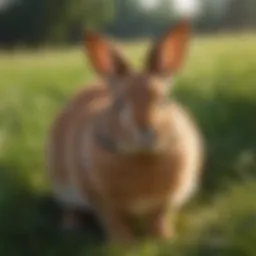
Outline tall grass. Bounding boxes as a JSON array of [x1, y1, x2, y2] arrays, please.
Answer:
[[0, 34, 255, 255]]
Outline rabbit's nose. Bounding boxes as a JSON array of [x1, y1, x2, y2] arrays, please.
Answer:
[[137, 127, 155, 146]]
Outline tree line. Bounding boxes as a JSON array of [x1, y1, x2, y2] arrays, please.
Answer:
[[0, 0, 255, 48]]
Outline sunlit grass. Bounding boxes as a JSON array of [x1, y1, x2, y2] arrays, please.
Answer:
[[0, 34, 255, 255]]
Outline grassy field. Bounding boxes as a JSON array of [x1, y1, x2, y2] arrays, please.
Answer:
[[0, 34, 256, 255]]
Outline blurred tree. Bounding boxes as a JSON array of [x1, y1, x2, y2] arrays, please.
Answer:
[[0, 0, 115, 47], [107, 0, 173, 38], [197, 0, 256, 32], [221, 0, 256, 31], [0, 0, 255, 47]]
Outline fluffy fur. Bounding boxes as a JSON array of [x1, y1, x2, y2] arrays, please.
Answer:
[[46, 20, 204, 243]]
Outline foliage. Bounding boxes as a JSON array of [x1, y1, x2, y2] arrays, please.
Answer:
[[0, 0, 255, 47], [0, 0, 115, 47], [107, 0, 173, 38]]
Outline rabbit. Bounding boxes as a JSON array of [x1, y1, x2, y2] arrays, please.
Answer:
[[46, 20, 204, 243]]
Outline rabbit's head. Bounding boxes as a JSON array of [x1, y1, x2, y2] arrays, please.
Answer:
[[84, 20, 190, 153]]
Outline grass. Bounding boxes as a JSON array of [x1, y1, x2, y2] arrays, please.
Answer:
[[0, 34, 256, 255]]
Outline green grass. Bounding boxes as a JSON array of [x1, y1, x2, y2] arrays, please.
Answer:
[[0, 34, 256, 255]]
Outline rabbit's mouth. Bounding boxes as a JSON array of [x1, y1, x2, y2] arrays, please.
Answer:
[[116, 137, 163, 155], [115, 126, 157, 153], [118, 144, 160, 155], [116, 129, 180, 155]]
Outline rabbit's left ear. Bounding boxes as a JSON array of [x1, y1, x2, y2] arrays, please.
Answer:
[[145, 20, 190, 76], [84, 32, 131, 77]]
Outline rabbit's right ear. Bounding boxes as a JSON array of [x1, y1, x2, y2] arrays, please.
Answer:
[[84, 32, 131, 77], [145, 20, 190, 76]]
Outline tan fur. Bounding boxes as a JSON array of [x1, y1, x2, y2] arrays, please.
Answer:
[[46, 20, 204, 243]]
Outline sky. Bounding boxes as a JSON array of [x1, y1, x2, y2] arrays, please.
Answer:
[[0, 0, 230, 17], [0, 0, 13, 11], [140, 0, 202, 18], [0, 0, 7, 7]]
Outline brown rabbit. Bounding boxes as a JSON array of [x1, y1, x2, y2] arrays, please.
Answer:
[[46, 20, 204, 243]]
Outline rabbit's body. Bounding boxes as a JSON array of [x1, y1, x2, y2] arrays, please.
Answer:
[[48, 80, 202, 216], [46, 21, 204, 242]]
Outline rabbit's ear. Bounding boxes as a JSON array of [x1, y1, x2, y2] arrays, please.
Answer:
[[146, 20, 190, 76], [84, 32, 131, 77]]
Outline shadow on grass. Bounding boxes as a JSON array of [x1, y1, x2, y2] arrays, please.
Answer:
[[0, 80, 256, 255], [175, 85, 256, 198], [0, 164, 105, 256]]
